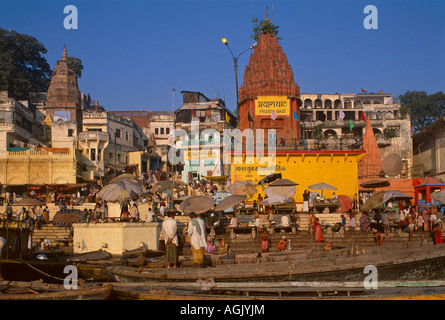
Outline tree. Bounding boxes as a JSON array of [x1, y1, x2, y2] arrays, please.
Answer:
[[399, 91, 445, 133], [66, 56, 84, 79], [251, 17, 282, 41], [0, 28, 52, 100]]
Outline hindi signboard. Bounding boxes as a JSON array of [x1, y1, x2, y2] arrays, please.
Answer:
[[255, 96, 290, 117]]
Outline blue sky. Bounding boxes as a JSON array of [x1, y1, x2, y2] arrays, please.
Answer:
[[1, 0, 444, 113]]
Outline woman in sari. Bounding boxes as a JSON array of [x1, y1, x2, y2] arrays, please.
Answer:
[[187, 212, 206, 268], [205, 238, 216, 254], [422, 207, 430, 232], [314, 218, 325, 242], [433, 223, 443, 245], [360, 212, 370, 232]]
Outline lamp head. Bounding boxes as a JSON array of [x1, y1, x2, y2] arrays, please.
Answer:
[[221, 37, 228, 45]]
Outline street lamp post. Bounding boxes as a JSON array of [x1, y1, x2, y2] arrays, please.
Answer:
[[221, 37, 257, 127]]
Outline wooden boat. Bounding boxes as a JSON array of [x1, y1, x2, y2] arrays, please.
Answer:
[[107, 243, 445, 283], [109, 280, 445, 300], [0, 250, 113, 284], [0, 280, 112, 300]]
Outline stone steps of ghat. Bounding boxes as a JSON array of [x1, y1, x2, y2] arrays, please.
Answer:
[[222, 231, 433, 254]]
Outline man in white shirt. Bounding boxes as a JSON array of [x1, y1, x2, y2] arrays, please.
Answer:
[[280, 214, 290, 227], [162, 212, 178, 268], [144, 208, 154, 222], [228, 214, 239, 228], [129, 203, 139, 221]]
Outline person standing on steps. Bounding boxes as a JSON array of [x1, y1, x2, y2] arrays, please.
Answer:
[[187, 212, 206, 268]]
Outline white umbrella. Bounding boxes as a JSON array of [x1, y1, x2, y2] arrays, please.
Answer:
[[383, 190, 413, 203], [264, 178, 298, 198], [431, 190, 445, 204], [97, 181, 146, 202], [259, 195, 293, 206], [308, 182, 337, 196], [214, 195, 247, 212], [264, 185, 296, 198], [179, 196, 215, 214]]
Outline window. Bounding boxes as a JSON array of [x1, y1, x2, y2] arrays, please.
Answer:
[[115, 129, 121, 139], [91, 149, 96, 161], [155, 128, 159, 135], [68, 129, 74, 137], [160, 127, 164, 135], [166, 127, 170, 135], [126, 132, 129, 140], [268, 132, 277, 146]]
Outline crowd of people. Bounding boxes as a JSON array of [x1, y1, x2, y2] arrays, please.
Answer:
[[2, 174, 445, 270], [339, 204, 444, 246]]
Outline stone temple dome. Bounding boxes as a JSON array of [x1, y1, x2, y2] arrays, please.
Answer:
[[45, 46, 81, 119]]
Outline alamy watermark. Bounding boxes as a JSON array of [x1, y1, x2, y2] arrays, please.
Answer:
[[63, 265, 78, 290], [364, 265, 378, 289], [167, 124, 277, 174], [64, 5, 78, 30], [364, 5, 378, 30]]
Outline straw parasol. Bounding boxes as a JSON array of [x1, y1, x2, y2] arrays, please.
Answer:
[[110, 173, 136, 183], [360, 180, 390, 189], [259, 195, 293, 206], [383, 190, 413, 203], [12, 197, 45, 207], [308, 182, 337, 196], [431, 190, 445, 204], [214, 195, 247, 212], [228, 181, 258, 196], [97, 181, 145, 202], [179, 196, 215, 214], [52, 209, 81, 228], [264, 179, 298, 198], [361, 191, 385, 212]]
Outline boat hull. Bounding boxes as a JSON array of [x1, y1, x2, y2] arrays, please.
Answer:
[[0, 281, 112, 300], [107, 244, 445, 283]]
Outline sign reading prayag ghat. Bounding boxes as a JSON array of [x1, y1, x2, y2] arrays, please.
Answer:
[[255, 96, 290, 116]]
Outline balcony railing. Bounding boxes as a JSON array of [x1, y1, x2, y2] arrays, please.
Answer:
[[78, 131, 110, 142]]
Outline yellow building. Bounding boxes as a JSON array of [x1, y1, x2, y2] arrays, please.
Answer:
[[0, 147, 77, 185], [229, 150, 366, 203]]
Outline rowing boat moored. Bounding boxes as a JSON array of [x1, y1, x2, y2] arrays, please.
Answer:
[[0, 281, 112, 300]]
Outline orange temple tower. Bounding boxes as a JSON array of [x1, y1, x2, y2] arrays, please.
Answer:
[[238, 17, 301, 147]]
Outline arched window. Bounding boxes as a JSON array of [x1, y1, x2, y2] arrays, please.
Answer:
[[323, 129, 337, 139], [376, 111, 382, 120], [304, 99, 313, 109], [334, 99, 342, 109], [324, 99, 332, 108]]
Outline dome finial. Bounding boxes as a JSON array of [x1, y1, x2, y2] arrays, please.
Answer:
[[62, 44, 67, 61], [265, 6, 269, 22]]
